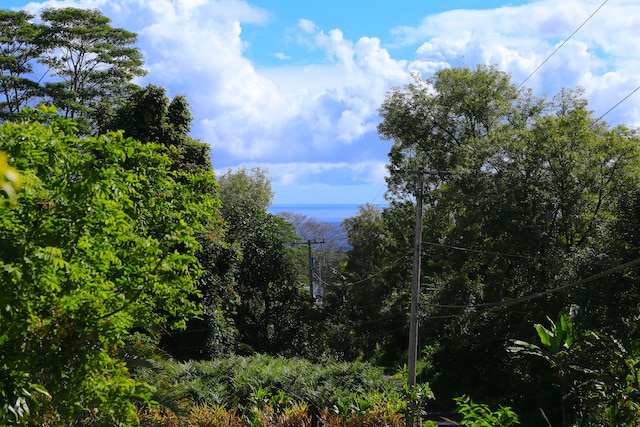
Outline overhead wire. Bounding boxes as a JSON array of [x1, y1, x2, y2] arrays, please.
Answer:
[[589, 85, 640, 129], [369, 182, 387, 205], [512, 0, 640, 127], [424, 256, 640, 312], [422, 241, 547, 261], [314, 0, 640, 331], [517, 0, 610, 89], [340, 251, 412, 287], [330, 0, 616, 308], [423, 240, 615, 269]]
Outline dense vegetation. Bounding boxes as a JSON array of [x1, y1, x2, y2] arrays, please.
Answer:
[[1, 6, 639, 427], [373, 66, 640, 426]]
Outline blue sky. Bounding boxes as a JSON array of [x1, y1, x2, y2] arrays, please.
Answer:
[[6, 0, 640, 205]]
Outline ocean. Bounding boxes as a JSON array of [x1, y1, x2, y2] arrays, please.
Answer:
[[268, 204, 386, 225]]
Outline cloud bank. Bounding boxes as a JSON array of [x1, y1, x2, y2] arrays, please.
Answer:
[[17, 0, 640, 203]]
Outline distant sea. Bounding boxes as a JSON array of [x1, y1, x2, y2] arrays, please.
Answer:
[[268, 204, 387, 225]]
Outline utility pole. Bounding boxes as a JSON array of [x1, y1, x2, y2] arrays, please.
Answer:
[[403, 169, 452, 427], [295, 239, 325, 299], [407, 172, 424, 427]]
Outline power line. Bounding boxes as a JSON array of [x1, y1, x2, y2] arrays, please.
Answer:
[[423, 241, 615, 269], [423, 241, 547, 261], [589, 84, 640, 129], [341, 251, 412, 287], [424, 256, 640, 312], [370, 182, 387, 205], [517, 0, 609, 89]]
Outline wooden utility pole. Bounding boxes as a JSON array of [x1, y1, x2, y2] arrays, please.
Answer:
[[295, 239, 324, 298], [407, 172, 424, 427], [403, 169, 452, 427]]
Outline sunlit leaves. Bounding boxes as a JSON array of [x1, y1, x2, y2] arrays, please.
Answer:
[[0, 107, 206, 424], [374, 65, 640, 423], [0, 10, 43, 120], [0, 151, 22, 206]]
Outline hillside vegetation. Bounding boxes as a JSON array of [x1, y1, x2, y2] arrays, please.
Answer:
[[1, 6, 639, 427]]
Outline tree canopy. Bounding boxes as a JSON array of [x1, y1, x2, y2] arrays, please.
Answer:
[[103, 83, 236, 360], [358, 65, 640, 425], [0, 10, 43, 120], [0, 107, 222, 424], [216, 167, 318, 357], [3, 4, 640, 424], [0, 7, 145, 132]]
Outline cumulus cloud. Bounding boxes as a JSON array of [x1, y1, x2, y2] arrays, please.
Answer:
[[231, 160, 389, 204], [13, 0, 640, 203], [123, 2, 406, 171], [393, 0, 640, 127]]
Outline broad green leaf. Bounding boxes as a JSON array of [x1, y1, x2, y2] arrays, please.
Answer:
[[534, 323, 553, 347]]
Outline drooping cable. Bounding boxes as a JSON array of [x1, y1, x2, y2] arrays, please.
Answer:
[[517, 0, 609, 89]]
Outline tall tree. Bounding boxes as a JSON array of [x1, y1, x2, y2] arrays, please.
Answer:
[[324, 203, 411, 363], [378, 65, 520, 199], [38, 7, 145, 132], [0, 10, 43, 119], [217, 165, 274, 211]]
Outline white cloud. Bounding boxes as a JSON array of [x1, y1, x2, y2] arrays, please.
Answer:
[[13, 0, 640, 203], [397, 0, 640, 129], [298, 18, 317, 34], [263, 160, 389, 205], [233, 160, 389, 198]]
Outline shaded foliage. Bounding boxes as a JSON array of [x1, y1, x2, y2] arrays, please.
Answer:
[[325, 65, 640, 426], [104, 84, 236, 360], [217, 168, 317, 357]]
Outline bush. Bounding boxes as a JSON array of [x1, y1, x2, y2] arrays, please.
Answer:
[[134, 355, 405, 424], [137, 355, 401, 416]]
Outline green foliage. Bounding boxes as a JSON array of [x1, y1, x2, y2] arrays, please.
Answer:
[[275, 212, 349, 346], [326, 203, 409, 364], [511, 312, 640, 426], [217, 166, 274, 212], [378, 64, 518, 199], [369, 64, 640, 425], [0, 7, 145, 132], [509, 306, 577, 367], [0, 107, 212, 424], [0, 151, 21, 205], [136, 355, 402, 418], [400, 382, 434, 426], [103, 84, 235, 360], [0, 371, 50, 425], [135, 355, 409, 426], [216, 167, 321, 357], [105, 84, 171, 143], [38, 7, 146, 131], [0, 10, 43, 120], [454, 396, 519, 427], [580, 332, 640, 426]]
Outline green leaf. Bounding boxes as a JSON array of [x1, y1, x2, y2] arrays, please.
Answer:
[[534, 323, 552, 347]]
